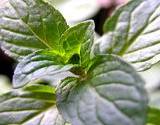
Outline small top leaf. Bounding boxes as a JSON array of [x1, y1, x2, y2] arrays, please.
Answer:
[[59, 21, 94, 67], [101, 0, 160, 71], [0, 0, 68, 60], [57, 54, 148, 125]]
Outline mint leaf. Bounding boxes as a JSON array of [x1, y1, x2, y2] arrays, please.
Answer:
[[101, 0, 160, 71], [13, 50, 75, 88], [92, 33, 113, 56], [147, 107, 160, 125], [0, 0, 68, 60], [57, 55, 148, 125], [60, 21, 94, 66], [0, 84, 65, 125]]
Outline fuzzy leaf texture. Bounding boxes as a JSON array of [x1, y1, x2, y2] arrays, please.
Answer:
[[57, 55, 148, 125], [0, 84, 66, 125], [95, 0, 160, 71], [13, 50, 76, 88], [0, 0, 68, 60]]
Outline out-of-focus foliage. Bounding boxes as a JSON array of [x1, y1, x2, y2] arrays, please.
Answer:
[[44, 0, 100, 25], [0, 75, 11, 94]]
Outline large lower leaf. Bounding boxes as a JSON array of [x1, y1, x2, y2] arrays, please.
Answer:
[[0, 84, 65, 125], [0, 0, 68, 60], [13, 50, 76, 88], [57, 55, 148, 125], [101, 0, 160, 71]]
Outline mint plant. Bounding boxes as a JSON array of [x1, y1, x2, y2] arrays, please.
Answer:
[[0, 0, 160, 125]]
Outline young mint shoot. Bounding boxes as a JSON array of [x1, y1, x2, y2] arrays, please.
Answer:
[[1, 0, 160, 125]]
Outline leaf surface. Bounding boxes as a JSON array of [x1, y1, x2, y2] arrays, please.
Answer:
[[13, 50, 75, 88], [0, 0, 68, 60], [60, 21, 94, 66], [102, 0, 160, 71], [57, 55, 148, 125], [147, 107, 160, 125], [0, 84, 65, 125]]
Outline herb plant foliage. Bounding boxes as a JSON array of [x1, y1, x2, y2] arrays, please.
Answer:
[[0, 0, 160, 125]]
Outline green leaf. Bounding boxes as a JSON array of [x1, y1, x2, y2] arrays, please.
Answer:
[[24, 83, 56, 93], [92, 33, 113, 56], [60, 21, 94, 66], [13, 50, 76, 88], [0, 84, 65, 125], [57, 54, 148, 125], [102, 0, 160, 71], [147, 107, 160, 125], [79, 21, 94, 67], [0, 0, 68, 60]]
